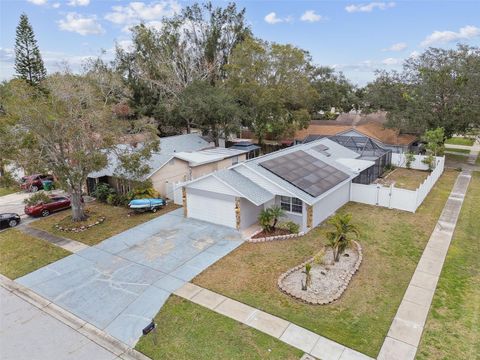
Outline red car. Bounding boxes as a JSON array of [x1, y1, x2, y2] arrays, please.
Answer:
[[24, 195, 71, 217], [20, 174, 54, 192]]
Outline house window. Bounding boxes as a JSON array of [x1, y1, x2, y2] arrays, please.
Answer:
[[280, 196, 303, 214], [231, 156, 239, 165]]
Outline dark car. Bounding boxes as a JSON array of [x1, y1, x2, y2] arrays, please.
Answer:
[[20, 174, 54, 192], [0, 213, 21, 229], [24, 195, 72, 217]]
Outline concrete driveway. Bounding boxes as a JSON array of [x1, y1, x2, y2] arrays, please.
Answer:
[[16, 209, 243, 346]]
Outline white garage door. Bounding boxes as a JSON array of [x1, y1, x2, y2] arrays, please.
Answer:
[[187, 189, 236, 228]]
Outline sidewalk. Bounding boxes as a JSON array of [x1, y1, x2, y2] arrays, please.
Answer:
[[377, 170, 472, 360], [18, 225, 88, 253], [0, 274, 149, 360], [174, 283, 373, 360]]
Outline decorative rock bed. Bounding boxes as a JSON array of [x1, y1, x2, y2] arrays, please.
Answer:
[[278, 241, 363, 304], [248, 231, 305, 243], [54, 216, 106, 233]]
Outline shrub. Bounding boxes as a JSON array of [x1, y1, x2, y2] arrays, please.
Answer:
[[127, 181, 160, 200], [106, 193, 130, 207], [314, 248, 326, 265], [405, 152, 415, 169], [258, 206, 286, 233], [93, 183, 116, 202], [24, 191, 52, 206], [0, 171, 17, 188], [280, 221, 300, 234]]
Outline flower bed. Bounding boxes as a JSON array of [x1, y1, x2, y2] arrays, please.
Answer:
[[54, 211, 106, 233], [278, 241, 363, 304], [248, 229, 304, 243]]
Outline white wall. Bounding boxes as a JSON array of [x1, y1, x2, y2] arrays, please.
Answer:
[[312, 181, 350, 227], [240, 198, 262, 230]]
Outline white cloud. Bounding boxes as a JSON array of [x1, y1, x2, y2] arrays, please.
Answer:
[[421, 25, 480, 47], [300, 10, 323, 23], [345, 2, 395, 13], [264, 12, 283, 24], [68, 0, 90, 6], [382, 57, 401, 65], [409, 51, 420, 59], [58, 13, 105, 36], [382, 42, 407, 52], [27, 0, 48, 5], [52, 2, 60, 8], [105, 0, 181, 29]]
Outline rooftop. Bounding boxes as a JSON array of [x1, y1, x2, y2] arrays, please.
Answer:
[[174, 147, 247, 167]]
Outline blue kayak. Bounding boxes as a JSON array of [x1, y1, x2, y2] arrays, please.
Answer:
[[128, 198, 166, 211]]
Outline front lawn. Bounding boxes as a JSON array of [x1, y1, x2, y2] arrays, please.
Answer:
[[445, 137, 475, 146], [0, 187, 18, 197], [0, 229, 70, 279], [135, 295, 302, 360], [383, 168, 430, 190], [416, 172, 480, 360], [445, 148, 470, 154], [193, 170, 458, 357], [30, 201, 180, 246], [445, 153, 470, 165]]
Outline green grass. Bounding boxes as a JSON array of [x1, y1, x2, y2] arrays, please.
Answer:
[[135, 295, 302, 360], [31, 201, 180, 246], [445, 137, 475, 146], [0, 229, 70, 279], [445, 148, 471, 154], [445, 153, 469, 164], [416, 172, 480, 360], [0, 187, 18, 197], [194, 171, 458, 357], [384, 168, 430, 190]]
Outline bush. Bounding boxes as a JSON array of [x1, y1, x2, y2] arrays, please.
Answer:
[[106, 193, 130, 207], [92, 183, 116, 202], [405, 152, 415, 169], [280, 221, 300, 234], [24, 191, 52, 206], [127, 183, 160, 200], [0, 171, 17, 188]]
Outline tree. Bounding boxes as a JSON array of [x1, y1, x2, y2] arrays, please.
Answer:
[[1, 74, 158, 221], [422, 127, 445, 170], [171, 81, 241, 145], [257, 206, 285, 233], [226, 37, 317, 144], [326, 213, 359, 262], [14, 14, 46, 86], [364, 45, 480, 137], [310, 66, 359, 114]]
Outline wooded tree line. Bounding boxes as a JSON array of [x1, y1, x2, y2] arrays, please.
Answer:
[[1, 2, 479, 221]]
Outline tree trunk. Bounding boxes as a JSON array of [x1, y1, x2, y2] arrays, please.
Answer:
[[70, 188, 87, 222]]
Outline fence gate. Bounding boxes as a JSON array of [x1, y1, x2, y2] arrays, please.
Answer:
[[166, 181, 186, 205]]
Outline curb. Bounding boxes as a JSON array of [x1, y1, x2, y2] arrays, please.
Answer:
[[0, 274, 151, 360]]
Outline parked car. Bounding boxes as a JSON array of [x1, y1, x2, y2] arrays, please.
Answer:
[[20, 174, 54, 192], [24, 195, 72, 217], [0, 213, 21, 229]]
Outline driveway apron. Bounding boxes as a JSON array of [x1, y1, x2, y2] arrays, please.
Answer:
[[16, 209, 243, 346]]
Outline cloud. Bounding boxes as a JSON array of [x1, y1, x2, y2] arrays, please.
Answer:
[[264, 12, 284, 24], [382, 57, 401, 65], [68, 0, 90, 6], [27, 0, 48, 5], [300, 10, 323, 23], [345, 2, 395, 13], [421, 25, 480, 47], [105, 0, 181, 29], [382, 42, 407, 52], [52, 2, 60, 8], [58, 13, 105, 36], [409, 51, 420, 59]]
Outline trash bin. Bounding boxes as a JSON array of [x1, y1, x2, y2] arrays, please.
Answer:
[[42, 180, 53, 191]]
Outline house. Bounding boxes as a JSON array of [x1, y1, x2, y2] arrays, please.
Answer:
[[182, 138, 385, 232], [87, 133, 249, 198], [228, 140, 261, 159], [294, 111, 418, 153]]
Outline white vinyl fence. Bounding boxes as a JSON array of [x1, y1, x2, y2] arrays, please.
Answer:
[[351, 155, 445, 213], [165, 181, 187, 205]]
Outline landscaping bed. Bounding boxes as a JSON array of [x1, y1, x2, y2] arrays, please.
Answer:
[[0, 229, 70, 279], [375, 167, 430, 190], [193, 170, 457, 357], [31, 201, 180, 246], [54, 210, 105, 232], [135, 295, 302, 360], [417, 172, 480, 360], [252, 228, 291, 239]]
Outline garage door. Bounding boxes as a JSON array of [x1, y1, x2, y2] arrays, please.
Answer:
[[187, 189, 236, 228]]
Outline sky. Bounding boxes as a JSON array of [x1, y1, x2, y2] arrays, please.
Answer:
[[1, 0, 479, 85]]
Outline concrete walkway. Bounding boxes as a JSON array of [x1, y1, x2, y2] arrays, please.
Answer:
[[175, 283, 373, 360], [19, 224, 89, 253], [377, 170, 472, 360], [0, 274, 149, 360], [467, 139, 480, 165]]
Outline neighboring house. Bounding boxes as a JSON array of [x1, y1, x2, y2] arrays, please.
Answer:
[[183, 138, 386, 232], [87, 134, 212, 197], [294, 112, 418, 153], [228, 141, 261, 160]]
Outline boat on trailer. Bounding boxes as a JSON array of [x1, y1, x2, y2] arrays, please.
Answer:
[[128, 198, 166, 213]]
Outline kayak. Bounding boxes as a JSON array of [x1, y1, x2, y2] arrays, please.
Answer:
[[128, 198, 166, 211]]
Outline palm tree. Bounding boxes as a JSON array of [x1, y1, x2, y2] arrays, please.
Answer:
[[258, 208, 274, 233], [269, 206, 285, 231], [326, 213, 360, 262]]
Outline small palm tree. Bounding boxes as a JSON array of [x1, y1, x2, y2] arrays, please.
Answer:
[[326, 213, 360, 262], [258, 208, 274, 233], [269, 206, 285, 231]]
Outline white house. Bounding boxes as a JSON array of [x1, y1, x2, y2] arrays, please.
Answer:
[[182, 138, 377, 232]]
